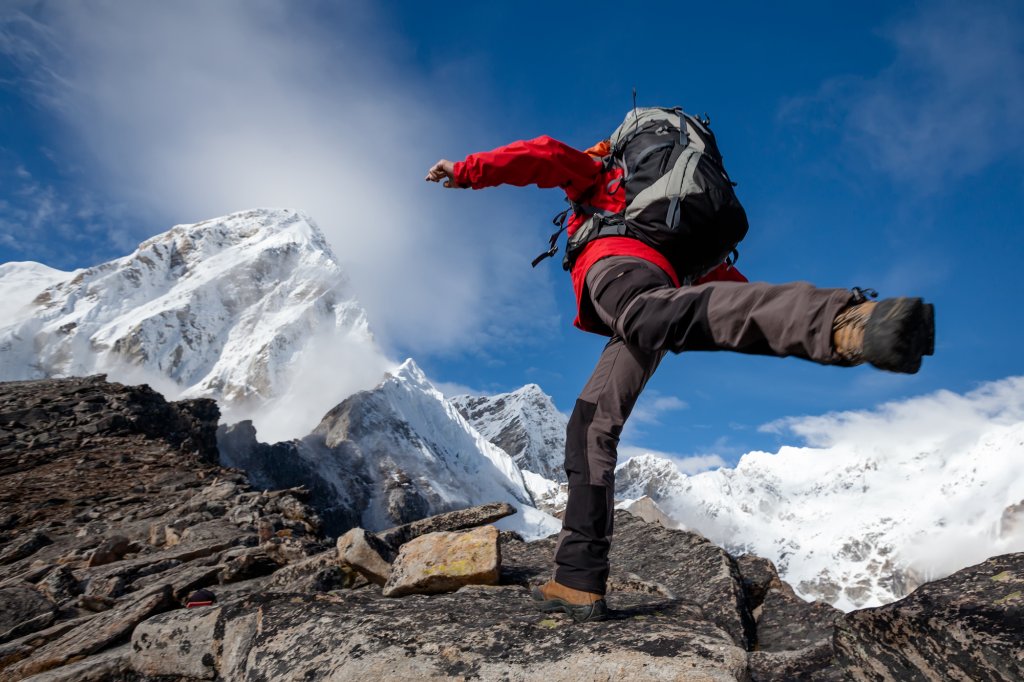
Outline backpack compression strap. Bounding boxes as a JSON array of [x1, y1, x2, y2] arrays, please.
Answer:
[[532, 196, 614, 268]]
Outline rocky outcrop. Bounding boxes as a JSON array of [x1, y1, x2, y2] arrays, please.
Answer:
[[0, 376, 325, 679], [835, 552, 1024, 681], [1, 375, 1021, 681]]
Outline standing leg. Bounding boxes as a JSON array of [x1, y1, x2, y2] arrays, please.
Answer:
[[553, 336, 664, 595]]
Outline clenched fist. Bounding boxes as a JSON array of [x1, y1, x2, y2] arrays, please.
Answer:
[[424, 159, 465, 188]]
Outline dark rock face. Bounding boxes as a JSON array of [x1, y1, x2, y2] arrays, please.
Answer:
[[217, 420, 370, 535], [0, 585, 57, 642], [451, 385, 568, 483], [835, 552, 1024, 681], [0, 376, 325, 679], [0, 375, 1021, 681], [0, 375, 219, 537]]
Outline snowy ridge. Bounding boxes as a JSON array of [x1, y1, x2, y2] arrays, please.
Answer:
[[0, 209, 390, 439], [451, 383, 568, 482], [614, 377, 1024, 611], [222, 359, 561, 541]]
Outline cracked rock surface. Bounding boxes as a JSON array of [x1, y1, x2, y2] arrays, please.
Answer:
[[1, 376, 1021, 681]]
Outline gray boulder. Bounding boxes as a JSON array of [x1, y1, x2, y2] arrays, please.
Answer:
[[835, 553, 1024, 681]]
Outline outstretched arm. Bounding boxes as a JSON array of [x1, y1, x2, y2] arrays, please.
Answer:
[[425, 136, 602, 201]]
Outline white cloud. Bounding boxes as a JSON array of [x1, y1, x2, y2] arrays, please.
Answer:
[[618, 445, 725, 475], [751, 376, 1024, 596], [0, 1, 559, 356], [432, 379, 493, 400], [629, 391, 688, 425], [761, 376, 1024, 449], [782, 0, 1024, 190]]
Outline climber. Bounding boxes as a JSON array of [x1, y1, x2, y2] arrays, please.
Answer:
[[425, 108, 934, 623]]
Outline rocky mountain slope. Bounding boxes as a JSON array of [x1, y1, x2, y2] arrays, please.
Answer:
[[218, 361, 560, 541], [0, 376, 1021, 681], [0, 209, 390, 440], [4, 207, 1020, 622], [451, 384, 568, 483]]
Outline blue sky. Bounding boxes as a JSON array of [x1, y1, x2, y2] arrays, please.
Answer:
[[1, 1, 1022, 467]]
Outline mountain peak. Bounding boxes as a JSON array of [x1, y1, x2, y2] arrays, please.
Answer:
[[0, 209, 386, 436], [390, 358, 430, 390], [450, 384, 568, 484]]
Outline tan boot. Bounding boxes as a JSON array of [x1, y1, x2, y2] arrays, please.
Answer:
[[531, 579, 608, 622], [833, 297, 935, 373], [833, 301, 878, 365]]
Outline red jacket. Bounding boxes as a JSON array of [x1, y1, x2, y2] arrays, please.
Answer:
[[452, 135, 746, 334]]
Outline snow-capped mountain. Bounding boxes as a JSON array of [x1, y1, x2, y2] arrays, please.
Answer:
[[219, 359, 560, 541], [452, 384, 568, 482], [615, 377, 1024, 611], [451, 384, 569, 511], [0, 209, 391, 439]]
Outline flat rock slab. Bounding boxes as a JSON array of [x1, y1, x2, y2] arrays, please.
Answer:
[[18, 643, 132, 682], [0, 533, 51, 566], [5, 584, 172, 678], [375, 502, 516, 556], [204, 588, 748, 681], [131, 606, 220, 680], [835, 553, 1024, 681], [503, 511, 755, 650], [383, 525, 500, 597]]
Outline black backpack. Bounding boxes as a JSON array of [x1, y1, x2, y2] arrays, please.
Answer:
[[547, 106, 749, 280]]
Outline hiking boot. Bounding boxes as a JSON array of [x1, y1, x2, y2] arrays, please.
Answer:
[[833, 296, 935, 373], [531, 579, 608, 623]]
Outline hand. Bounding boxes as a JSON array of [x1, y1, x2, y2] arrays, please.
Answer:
[[424, 159, 464, 188]]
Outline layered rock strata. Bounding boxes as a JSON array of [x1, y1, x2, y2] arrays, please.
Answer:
[[0, 376, 1020, 681]]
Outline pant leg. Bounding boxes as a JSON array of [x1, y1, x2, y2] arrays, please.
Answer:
[[588, 257, 856, 362], [553, 335, 664, 594]]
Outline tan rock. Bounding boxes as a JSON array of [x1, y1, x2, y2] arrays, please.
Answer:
[[382, 525, 500, 598], [336, 528, 391, 586], [375, 502, 516, 555], [622, 496, 679, 529], [164, 526, 182, 548]]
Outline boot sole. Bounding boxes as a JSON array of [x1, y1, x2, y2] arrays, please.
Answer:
[[863, 298, 935, 374], [530, 587, 608, 623]]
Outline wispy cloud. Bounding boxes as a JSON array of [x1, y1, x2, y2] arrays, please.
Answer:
[[618, 445, 725, 475], [781, 0, 1024, 191], [0, 1, 559, 355], [0, 161, 136, 267]]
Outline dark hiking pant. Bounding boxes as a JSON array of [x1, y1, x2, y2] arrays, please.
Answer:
[[553, 256, 857, 594]]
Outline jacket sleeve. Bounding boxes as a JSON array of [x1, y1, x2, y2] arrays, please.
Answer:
[[452, 136, 602, 201]]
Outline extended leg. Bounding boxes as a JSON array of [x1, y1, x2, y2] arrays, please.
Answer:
[[587, 257, 855, 362]]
